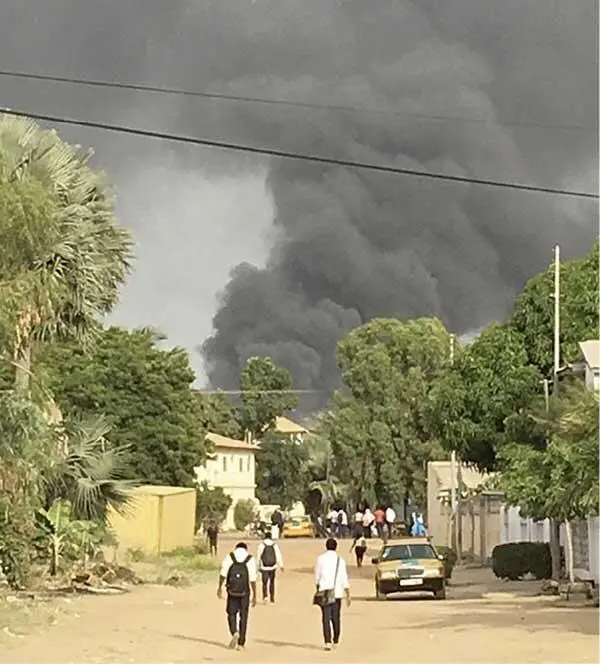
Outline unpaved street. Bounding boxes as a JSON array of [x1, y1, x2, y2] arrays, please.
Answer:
[[2, 539, 597, 663]]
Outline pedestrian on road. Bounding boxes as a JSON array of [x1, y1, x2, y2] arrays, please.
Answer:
[[362, 507, 375, 538], [350, 534, 367, 567], [385, 505, 396, 539], [374, 506, 386, 540], [314, 538, 351, 651], [257, 531, 284, 604], [217, 542, 257, 651], [206, 521, 219, 556], [270, 508, 284, 540]]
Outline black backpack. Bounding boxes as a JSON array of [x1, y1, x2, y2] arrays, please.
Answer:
[[337, 511, 344, 525], [261, 544, 277, 568], [226, 553, 251, 597]]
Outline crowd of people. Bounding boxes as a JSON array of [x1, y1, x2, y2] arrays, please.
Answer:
[[207, 504, 428, 652]]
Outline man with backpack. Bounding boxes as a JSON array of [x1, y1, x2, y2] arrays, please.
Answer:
[[257, 531, 284, 604], [217, 542, 257, 651], [270, 508, 284, 540]]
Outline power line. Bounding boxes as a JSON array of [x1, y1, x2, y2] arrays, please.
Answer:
[[196, 389, 325, 395], [0, 69, 593, 133], [0, 106, 597, 200]]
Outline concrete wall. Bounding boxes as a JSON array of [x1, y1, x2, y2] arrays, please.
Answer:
[[158, 490, 196, 552]]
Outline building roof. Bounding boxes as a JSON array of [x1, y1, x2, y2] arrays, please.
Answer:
[[428, 461, 492, 492], [579, 340, 600, 370], [275, 416, 309, 435], [133, 485, 196, 497], [206, 431, 259, 451]]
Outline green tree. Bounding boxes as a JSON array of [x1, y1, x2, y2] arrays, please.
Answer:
[[255, 431, 310, 509], [233, 499, 257, 531], [195, 391, 242, 439], [325, 317, 450, 508], [239, 356, 298, 440], [498, 383, 599, 582], [510, 241, 599, 377], [37, 326, 210, 486], [195, 482, 232, 530], [0, 114, 133, 392], [427, 324, 541, 471]]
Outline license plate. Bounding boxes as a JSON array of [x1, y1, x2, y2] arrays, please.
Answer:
[[400, 578, 423, 586]]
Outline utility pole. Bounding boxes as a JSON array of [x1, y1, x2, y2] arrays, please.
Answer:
[[449, 334, 460, 556], [549, 244, 562, 581]]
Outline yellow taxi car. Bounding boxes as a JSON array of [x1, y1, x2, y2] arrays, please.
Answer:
[[372, 537, 446, 600], [282, 515, 315, 538]]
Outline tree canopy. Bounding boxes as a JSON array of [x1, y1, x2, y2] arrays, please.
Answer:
[[195, 391, 242, 439], [324, 317, 450, 508], [38, 326, 210, 486], [239, 356, 298, 440]]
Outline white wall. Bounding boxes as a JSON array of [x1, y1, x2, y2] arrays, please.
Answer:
[[500, 505, 599, 583]]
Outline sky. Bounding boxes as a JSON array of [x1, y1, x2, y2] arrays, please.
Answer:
[[0, 0, 597, 397]]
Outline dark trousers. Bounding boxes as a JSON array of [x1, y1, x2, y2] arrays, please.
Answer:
[[376, 522, 385, 539], [320, 599, 342, 645], [209, 540, 218, 556], [261, 569, 276, 601], [355, 545, 366, 567], [226, 594, 250, 646]]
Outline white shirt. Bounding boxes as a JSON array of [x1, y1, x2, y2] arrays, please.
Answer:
[[362, 510, 374, 527], [220, 547, 258, 583], [354, 511, 363, 523], [327, 509, 338, 522], [339, 510, 348, 526], [257, 539, 284, 571], [385, 507, 396, 523], [315, 551, 350, 599]]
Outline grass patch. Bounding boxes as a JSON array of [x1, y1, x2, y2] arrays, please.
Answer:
[[125, 546, 218, 586]]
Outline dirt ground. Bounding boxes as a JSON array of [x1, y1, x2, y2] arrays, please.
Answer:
[[1, 538, 598, 663]]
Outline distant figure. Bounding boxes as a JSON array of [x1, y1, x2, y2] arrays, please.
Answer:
[[217, 542, 257, 651], [374, 506, 386, 540], [270, 509, 284, 540], [326, 508, 338, 536], [385, 505, 396, 539], [257, 531, 284, 604], [411, 513, 427, 537], [314, 538, 351, 651], [362, 508, 375, 538], [350, 534, 367, 568], [337, 508, 348, 538], [206, 521, 219, 556]]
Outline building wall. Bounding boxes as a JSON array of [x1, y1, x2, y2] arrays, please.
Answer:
[[109, 493, 160, 555], [195, 448, 257, 530], [584, 365, 600, 391], [158, 490, 196, 552]]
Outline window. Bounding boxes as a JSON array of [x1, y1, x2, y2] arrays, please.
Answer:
[[222, 455, 227, 472], [381, 544, 437, 561], [247, 456, 251, 472], [239, 457, 243, 472]]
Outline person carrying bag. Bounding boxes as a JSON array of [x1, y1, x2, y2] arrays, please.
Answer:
[[313, 538, 351, 651]]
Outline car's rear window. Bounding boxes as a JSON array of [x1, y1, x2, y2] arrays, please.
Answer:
[[381, 544, 437, 561], [290, 517, 309, 524]]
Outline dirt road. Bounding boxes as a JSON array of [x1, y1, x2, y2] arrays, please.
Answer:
[[2, 539, 597, 663]]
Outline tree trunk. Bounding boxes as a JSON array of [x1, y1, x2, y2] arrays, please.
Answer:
[[549, 519, 562, 580], [14, 343, 31, 394], [564, 519, 575, 584]]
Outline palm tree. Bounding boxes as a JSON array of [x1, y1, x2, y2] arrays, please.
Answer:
[[0, 114, 133, 392], [41, 414, 136, 522]]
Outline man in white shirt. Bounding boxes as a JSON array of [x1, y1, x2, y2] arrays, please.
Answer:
[[314, 538, 351, 651], [257, 531, 284, 604], [385, 506, 396, 539], [217, 542, 257, 651], [362, 507, 375, 538], [326, 508, 338, 535]]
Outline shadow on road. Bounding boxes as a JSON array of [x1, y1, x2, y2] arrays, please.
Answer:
[[169, 633, 231, 650], [255, 637, 324, 651]]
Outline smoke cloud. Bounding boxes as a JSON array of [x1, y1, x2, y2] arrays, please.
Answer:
[[1, 1, 597, 401]]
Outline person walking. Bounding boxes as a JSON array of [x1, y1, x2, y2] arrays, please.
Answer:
[[270, 508, 284, 540], [257, 531, 284, 604], [314, 538, 351, 651], [217, 542, 257, 651], [206, 521, 219, 556], [385, 505, 396, 539], [337, 508, 348, 538], [374, 506, 386, 540], [350, 533, 367, 568], [362, 507, 375, 538]]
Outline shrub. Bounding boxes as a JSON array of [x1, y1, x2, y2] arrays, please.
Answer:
[[195, 482, 232, 530], [435, 545, 458, 579], [492, 542, 552, 580], [233, 499, 256, 531]]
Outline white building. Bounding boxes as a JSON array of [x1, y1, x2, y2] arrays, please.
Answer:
[[194, 432, 259, 530], [274, 416, 309, 443], [578, 339, 600, 391]]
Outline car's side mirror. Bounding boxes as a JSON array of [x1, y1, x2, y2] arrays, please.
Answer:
[[371, 557, 379, 565], [438, 554, 445, 561]]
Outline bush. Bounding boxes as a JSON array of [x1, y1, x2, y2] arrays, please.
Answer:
[[435, 545, 458, 579], [492, 542, 552, 580], [233, 499, 256, 531], [195, 482, 232, 530]]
